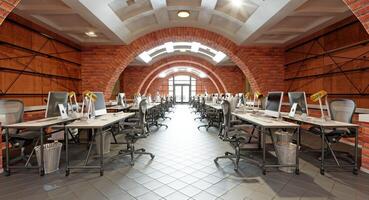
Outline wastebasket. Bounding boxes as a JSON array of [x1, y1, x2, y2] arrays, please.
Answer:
[[95, 131, 112, 155], [35, 141, 62, 174], [273, 130, 296, 173]]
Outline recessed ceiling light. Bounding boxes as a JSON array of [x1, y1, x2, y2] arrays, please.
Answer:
[[231, 0, 243, 7], [177, 10, 190, 18], [85, 31, 97, 37]]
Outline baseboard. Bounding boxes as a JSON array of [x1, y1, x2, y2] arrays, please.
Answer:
[[360, 167, 369, 174]]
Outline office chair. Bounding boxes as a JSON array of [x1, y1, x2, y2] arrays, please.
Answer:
[[194, 97, 207, 121], [0, 100, 40, 167], [214, 100, 254, 170], [309, 99, 356, 166], [119, 99, 155, 165]]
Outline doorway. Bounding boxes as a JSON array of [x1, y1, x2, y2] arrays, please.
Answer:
[[169, 75, 196, 104], [175, 85, 190, 103]]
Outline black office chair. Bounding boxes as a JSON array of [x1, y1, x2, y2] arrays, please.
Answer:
[[214, 100, 254, 170], [119, 99, 155, 165], [0, 100, 40, 167], [309, 99, 356, 166]]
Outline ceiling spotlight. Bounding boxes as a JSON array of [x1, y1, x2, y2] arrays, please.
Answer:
[[85, 31, 97, 37], [231, 0, 243, 7], [177, 10, 190, 18]]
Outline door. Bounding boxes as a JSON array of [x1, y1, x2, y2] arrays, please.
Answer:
[[175, 85, 190, 103]]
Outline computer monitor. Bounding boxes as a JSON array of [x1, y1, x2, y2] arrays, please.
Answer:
[[265, 91, 284, 118], [45, 91, 68, 118], [117, 93, 126, 106], [238, 93, 245, 106], [288, 92, 308, 115], [94, 92, 107, 116]]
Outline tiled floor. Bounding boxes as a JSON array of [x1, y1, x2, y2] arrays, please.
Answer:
[[1, 105, 369, 200]]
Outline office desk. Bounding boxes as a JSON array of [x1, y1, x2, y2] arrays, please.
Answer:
[[232, 112, 300, 174], [3, 117, 78, 176], [64, 112, 135, 176], [205, 102, 222, 111], [282, 113, 359, 175], [107, 104, 132, 111]]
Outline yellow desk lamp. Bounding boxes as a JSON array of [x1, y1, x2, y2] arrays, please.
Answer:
[[310, 90, 331, 120], [253, 91, 263, 108], [81, 90, 97, 119], [68, 91, 79, 113]]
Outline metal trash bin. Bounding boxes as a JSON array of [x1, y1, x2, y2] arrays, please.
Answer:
[[95, 131, 112, 155], [35, 141, 62, 174], [274, 130, 296, 173]]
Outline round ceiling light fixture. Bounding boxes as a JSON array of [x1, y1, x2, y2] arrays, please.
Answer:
[[177, 10, 190, 18], [85, 31, 97, 37]]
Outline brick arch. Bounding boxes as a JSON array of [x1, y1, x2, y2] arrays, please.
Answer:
[[136, 55, 229, 95], [142, 66, 222, 95], [146, 71, 218, 96], [82, 27, 260, 99]]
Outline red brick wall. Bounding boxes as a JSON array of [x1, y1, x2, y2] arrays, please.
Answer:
[[285, 15, 369, 171], [119, 58, 245, 99], [0, 0, 20, 25], [81, 28, 285, 100], [343, 0, 369, 34]]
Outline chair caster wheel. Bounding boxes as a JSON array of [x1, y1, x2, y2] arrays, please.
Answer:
[[320, 169, 325, 175], [100, 171, 104, 176], [262, 169, 266, 175], [295, 169, 300, 175], [4, 170, 10, 176], [40, 170, 45, 176], [353, 169, 358, 175], [66, 170, 70, 176]]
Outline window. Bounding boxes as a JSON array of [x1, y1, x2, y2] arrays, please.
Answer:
[[167, 75, 196, 97]]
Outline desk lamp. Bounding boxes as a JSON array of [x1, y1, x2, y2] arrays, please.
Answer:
[[310, 90, 331, 121], [245, 92, 251, 107], [81, 90, 97, 119], [68, 91, 79, 113], [253, 91, 263, 109]]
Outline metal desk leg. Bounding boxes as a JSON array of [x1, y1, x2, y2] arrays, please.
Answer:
[[295, 127, 300, 175], [99, 128, 104, 176], [262, 127, 266, 175], [320, 126, 325, 175], [40, 128, 45, 176], [5, 128, 10, 176], [65, 127, 70, 176], [353, 127, 358, 175]]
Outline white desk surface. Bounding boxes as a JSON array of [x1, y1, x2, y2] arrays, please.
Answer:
[[3, 116, 79, 129], [232, 112, 299, 129], [107, 104, 132, 110], [65, 112, 135, 129], [281, 112, 359, 128], [205, 102, 222, 110]]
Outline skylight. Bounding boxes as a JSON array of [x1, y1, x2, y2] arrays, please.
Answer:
[[158, 67, 208, 78], [138, 42, 227, 64]]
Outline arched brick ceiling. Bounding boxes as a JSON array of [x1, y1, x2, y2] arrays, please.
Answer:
[[12, 0, 357, 46], [81, 27, 283, 99], [136, 61, 226, 95]]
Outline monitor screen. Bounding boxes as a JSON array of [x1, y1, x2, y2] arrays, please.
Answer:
[[265, 92, 283, 112], [46, 92, 68, 118], [94, 92, 107, 116], [288, 92, 308, 115]]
